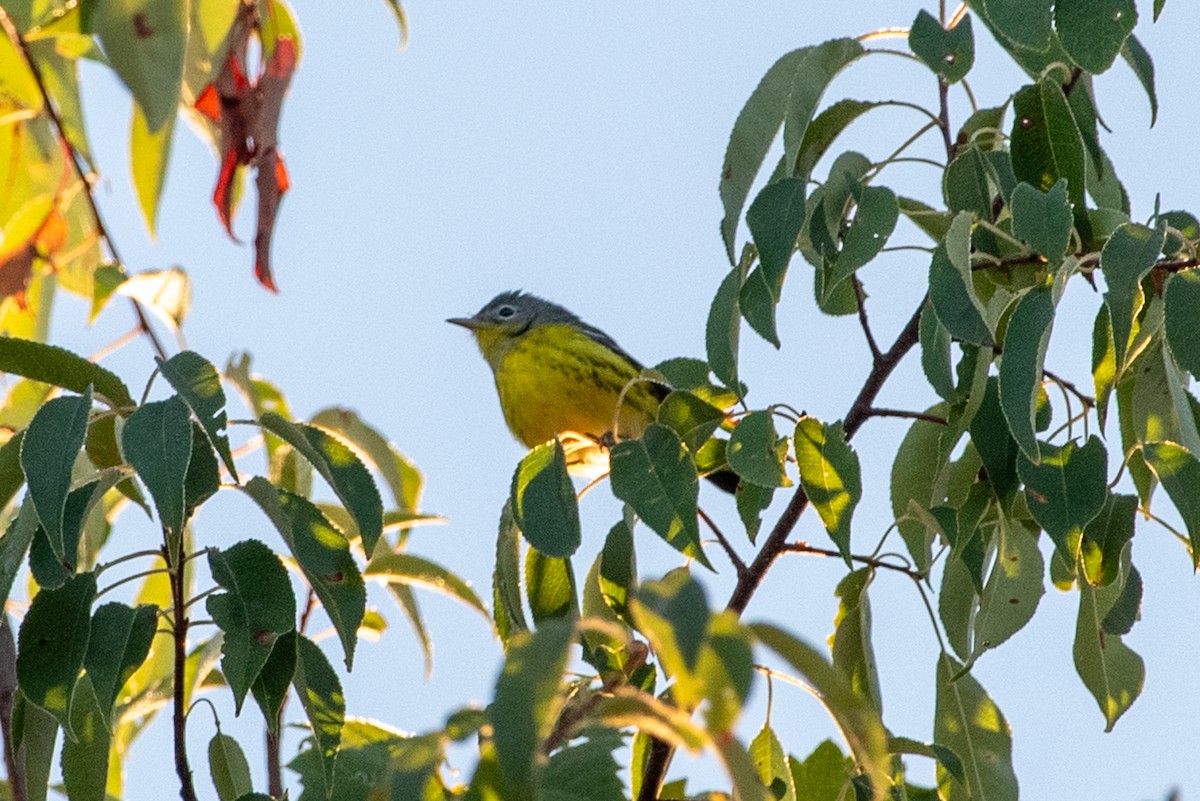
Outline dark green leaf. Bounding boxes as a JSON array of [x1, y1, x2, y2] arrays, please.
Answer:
[[30, 478, 102, 589], [898, 196, 954, 242], [492, 620, 574, 800], [747, 177, 806, 297], [1143, 442, 1200, 567], [706, 266, 743, 394], [93, 0, 186, 131], [525, 548, 577, 625], [934, 654, 1017, 801], [0, 501, 39, 613], [13, 692, 58, 801], [792, 99, 880, 181], [610, 424, 707, 565], [970, 378, 1020, 499], [494, 500, 528, 643], [909, 10, 974, 82], [365, 550, 489, 624], [309, 407, 424, 513], [1055, 0, 1136, 74], [728, 411, 791, 489], [829, 185, 899, 286], [158, 350, 238, 480], [794, 418, 860, 564], [1102, 564, 1142, 636], [998, 287, 1055, 463], [205, 539, 296, 712], [21, 389, 91, 559], [1165, 269, 1200, 380], [919, 304, 954, 401], [208, 731, 253, 801], [653, 358, 711, 391], [509, 439, 581, 559], [1101, 222, 1166, 371], [971, 509, 1045, 661], [60, 675, 109, 801], [17, 571, 95, 729], [0, 338, 132, 408], [741, 266, 781, 347], [719, 39, 864, 261], [123, 395, 192, 549], [1154, 0, 1165, 21], [1074, 547, 1144, 731], [258, 412, 384, 557], [0, 430, 26, 514], [1119, 35, 1157, 125], [599, 520, 636, 622], [736, 482, 774, 544], [250, 630, 296, 733], [1010, 180, 1072, 262], [831, 569, 880, 712], [1010, 80, 1087, 238], [943, 147, 993, 219], [929, 213, 993, 347], [1080, 493, 1137, 586], [293, 634, 345, 797], [1017, 436, 1108, 561], [890, 405, 957, 573], [83, 602, 157, 726], [540, 729, 626, 801], [970, 0, 1051, 51], [241, 478, 364, 668], [632, 568, 709, 681], [656, 391, 726, 454]]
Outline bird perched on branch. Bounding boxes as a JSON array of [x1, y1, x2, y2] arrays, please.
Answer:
[[448, 290, 738, 492]]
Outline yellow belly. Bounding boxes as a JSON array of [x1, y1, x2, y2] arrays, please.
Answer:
[[492, 325, 660, 467]]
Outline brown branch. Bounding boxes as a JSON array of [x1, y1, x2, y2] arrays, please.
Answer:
[[865, 407, 948, 426], [168, 543, 199, 801], [0, 616, 24, 801], [698, 506, 746, 577], [0, 8, 169, 362], [782, 541, 922, 580], [1043, 368, 1095, 409], [851, 276, 883, 364], [937, 78, 956, 163]]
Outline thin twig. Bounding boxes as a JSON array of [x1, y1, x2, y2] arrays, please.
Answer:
[[1043, 368, 1095, 409], [168, 542, 199, 801], [866, 407, 948, 426], [697, 506, 746, 577], [782, 541, 923, 580], [937, 78, 956, 162], [851, 276, 883, 364], [0, 8, 169, 362]]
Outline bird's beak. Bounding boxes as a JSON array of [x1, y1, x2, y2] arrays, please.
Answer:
[[446, 316, 483, 330]]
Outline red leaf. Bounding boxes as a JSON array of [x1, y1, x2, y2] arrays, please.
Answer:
[[194, 83, 221, 122], [212, 149, 242, 240]]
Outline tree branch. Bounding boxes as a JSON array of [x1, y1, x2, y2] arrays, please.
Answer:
[[782, 541, 922, 580], [865, 407, 948, 426], [168, 543, 199, 801], [851, 276, 883, 364]]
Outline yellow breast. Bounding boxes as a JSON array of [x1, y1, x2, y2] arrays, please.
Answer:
[[490, 323, 660, 458]]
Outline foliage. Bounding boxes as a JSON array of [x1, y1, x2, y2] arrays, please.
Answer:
[[0, 0, 1196, 800]]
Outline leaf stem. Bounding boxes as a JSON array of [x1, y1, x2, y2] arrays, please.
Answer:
[[96, 568, 171, 598]]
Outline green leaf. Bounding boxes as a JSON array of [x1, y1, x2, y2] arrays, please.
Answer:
[[599, 520, 636, 622], [971, 508, 1045, 661], [510, 439, 581, 559], [525, 548, 577, 625], [250, 630, 296, 733], [630, 569, 709, 704], [919, 305, 954, 401], [1142, 442, 1200, 567], [29, 478, 107, 590], [831, 569, 881, 712], [728, 411, 791, 489], [706, 265, 744, 393], [83, 602, 157, 726], [365, 551, 490, 624], [0, 501, 39, 613], [752, 724, 797, 801], [1010, 180, 1072, 262], [790, 740, 852, 801], [1165, 269, 1200, 380], [21, 389, 91, 559], [1120, 35, 1157, 125], [205, 539, 296, 713], [971, 0, 1051, 50], [610, 424, 707, 565], [309, 406, 424, 512], [998, 286, 1055, 463], [829, 185, 899, 288], [1055, 0, 1136, 74], [719, 39, 864, 261], [493, 619, 574, 801], [943, 147, 993, 219], [1074, 546, 1144, 730], [0, 338, 132, 409], [909, 10, 974, 82], [130, 98, 175, 237], [656, 391, 726, 454], [792, 99, 881, 181], [929, 212, 993, 347], [93, 0, 186, 132], [293, 634, 345, 797], [1154, 0, 1165, 21], [1018, 436, 1108, 562], [158, 350, 238, 480], [540, 729, 626, 801], [890, 405, 957, 573], [1010, 79, 1087, 239], [494, 500, 529, 643], [969, 378, 1020, 499], [208, 732, 253, 801], [13, 692, 58, 801], [736, 482, 775, 544], [934, 654, 1017, 801], [17, 572, 96, 729], [258, 412, 384, 557], [1093, 305, 1117, 427], [60, 675, 109, 801], [751, 624, 889, 799], [1101, 222, 1166, 371], [794, 418, 860, 564], [122, 395, 192, 547], [1080, 493, 1137, 587], [240, 478, 364, 668], [380, 0, 409, 47], [747, 177, 806, 298], [899, 196, 954, 242]]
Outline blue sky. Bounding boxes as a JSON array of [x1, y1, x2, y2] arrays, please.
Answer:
[[47, 2, 1200, 798]]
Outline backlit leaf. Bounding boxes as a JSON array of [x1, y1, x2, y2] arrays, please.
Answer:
[[93, 0, 187, 132], [934, 655, 1017, 801], [159, 350, 238, 480], [17, 571, 96, 729], [1017, 436, 1108, 561], [293, 634, 345, 796], [1010, 180, 1072, 263], [728, 411, 791, 489], [794, 418, 860, 564], [998, 287, 1055, 463], [1101, 223, 1165, 371]]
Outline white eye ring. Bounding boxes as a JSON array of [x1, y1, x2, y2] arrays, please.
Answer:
[[497, 305, 516, 318]]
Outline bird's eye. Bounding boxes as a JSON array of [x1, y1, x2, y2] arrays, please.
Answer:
[[497, 305, 516, 319]]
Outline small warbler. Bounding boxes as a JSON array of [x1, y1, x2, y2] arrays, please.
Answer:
[[449, 290, 737, 491]]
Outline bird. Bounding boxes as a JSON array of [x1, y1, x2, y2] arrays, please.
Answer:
[[448, 290, 738, 491]]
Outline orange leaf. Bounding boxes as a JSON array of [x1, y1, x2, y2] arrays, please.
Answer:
[[194, 83, 221, 122]]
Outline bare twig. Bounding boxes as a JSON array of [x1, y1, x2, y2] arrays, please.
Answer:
[[782, 541, 923, 580], [0, 616, 24, 801], [698, 506, 746, 577], [851, 276, 883, 364], [168, 543, 199, 801], [866, 407, 948, 426], [1043, 369, 1095, 409]]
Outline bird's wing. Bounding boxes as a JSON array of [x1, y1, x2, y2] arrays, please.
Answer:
[[577, 321, 671, 401]]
